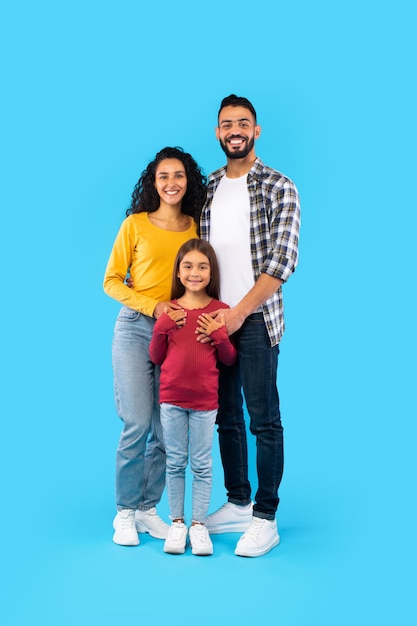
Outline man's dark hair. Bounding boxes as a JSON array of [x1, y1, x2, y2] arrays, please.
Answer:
[[218, 94, 257, 123]]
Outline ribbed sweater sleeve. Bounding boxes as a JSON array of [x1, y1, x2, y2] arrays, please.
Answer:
[[210, 326, 237, 366], [149, 315, 178, 365]]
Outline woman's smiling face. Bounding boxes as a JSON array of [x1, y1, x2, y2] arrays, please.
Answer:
[[154, 158, 187, 206]]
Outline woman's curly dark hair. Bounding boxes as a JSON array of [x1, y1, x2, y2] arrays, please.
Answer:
[[126, 147, 207, 221]]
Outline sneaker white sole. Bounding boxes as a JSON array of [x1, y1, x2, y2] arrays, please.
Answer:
[[234, 534, 280, 557], [163, 543, 186, 555], [112, 532, 140, 547], [191, 546, 214, 556]]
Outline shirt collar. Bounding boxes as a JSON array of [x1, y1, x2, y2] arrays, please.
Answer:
[[210, 156, 265, 182]]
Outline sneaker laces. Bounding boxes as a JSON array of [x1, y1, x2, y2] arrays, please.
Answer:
[[244, 517, 266, 540], [191, 524, 209, 544], [169, 522, 186, 539], [118, 510, 135, 529], [137, 508, 167, 528]]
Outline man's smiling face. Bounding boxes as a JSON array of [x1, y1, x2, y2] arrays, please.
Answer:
[[216, 105, 260, 160]]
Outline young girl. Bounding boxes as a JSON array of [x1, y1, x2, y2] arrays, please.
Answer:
[[149, 239, 237, 556]]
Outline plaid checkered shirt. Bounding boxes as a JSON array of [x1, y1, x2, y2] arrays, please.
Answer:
[[200, 157, 300, 347]]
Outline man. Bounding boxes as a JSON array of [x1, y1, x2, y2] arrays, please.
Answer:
[[198, 94, 300, 557]]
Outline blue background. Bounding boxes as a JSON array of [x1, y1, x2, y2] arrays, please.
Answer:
[[1, 1, 415, 624]]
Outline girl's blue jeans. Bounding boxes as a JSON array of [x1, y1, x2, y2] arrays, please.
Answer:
[[160, 402, 217, 523]]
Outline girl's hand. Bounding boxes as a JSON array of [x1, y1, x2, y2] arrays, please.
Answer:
[[166, 307, 187, 327], [196, 312, 225, 337]]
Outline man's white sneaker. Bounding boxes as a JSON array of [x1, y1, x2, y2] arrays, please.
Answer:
[[113, 509, 140, 546], [234, 517, 280, 557], [189, 524, 214, 556], [163, 521, 188, 554], [135, 507, 169, 539], [205, 502, 253, 534]]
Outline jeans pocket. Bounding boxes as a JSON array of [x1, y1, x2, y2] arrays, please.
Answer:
[[116, 306, 141, 323]]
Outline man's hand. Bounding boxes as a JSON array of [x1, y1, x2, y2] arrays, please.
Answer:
[[196, 312, 226, 337], [196, 307, 246, 341], [195, 307, 245, 342], [219, 307, 246, 335]]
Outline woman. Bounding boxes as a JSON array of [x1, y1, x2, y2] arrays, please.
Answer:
[[103, 147, 206, 546]]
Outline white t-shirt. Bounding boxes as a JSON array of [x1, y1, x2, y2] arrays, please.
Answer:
[[209, 174, 255, 307]]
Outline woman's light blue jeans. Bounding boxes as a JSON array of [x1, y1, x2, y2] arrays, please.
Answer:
[[112, 307, 166, 511], [160, 403, 217, 523]]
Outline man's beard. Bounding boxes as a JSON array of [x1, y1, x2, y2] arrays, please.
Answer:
[[219, 136, 255, 159]]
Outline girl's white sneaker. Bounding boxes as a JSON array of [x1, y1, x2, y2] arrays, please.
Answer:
[[189, 523, 214, 556], [163, 521, 188, 554]]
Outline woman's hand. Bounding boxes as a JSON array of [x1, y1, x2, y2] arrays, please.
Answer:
[[125, 276, 183, 322], [166, 308, 187, 327], [154, 301, 183, 319]]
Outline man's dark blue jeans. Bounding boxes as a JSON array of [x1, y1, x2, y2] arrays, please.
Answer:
[[217, 313, 283, 520]]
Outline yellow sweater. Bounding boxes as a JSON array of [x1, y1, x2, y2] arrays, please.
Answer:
[[104, 212, 198, 317]]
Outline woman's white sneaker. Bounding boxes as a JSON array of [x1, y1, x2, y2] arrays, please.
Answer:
[[234, 517, 280, 557], [189, 524, 214, 556], [113, 509, 140, 546], [135, 507, 169, 539]]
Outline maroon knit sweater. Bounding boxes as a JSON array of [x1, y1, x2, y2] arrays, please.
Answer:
[[149, 299, 237, 410]]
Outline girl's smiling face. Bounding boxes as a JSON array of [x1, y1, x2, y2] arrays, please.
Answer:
[[177, 250, 211, 294]]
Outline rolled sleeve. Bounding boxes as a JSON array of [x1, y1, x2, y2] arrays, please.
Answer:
[[261, 180, 300, 282]]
